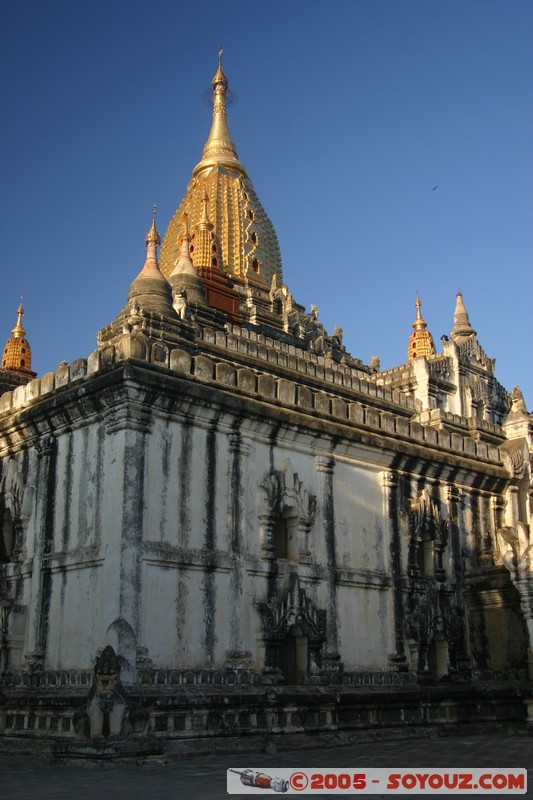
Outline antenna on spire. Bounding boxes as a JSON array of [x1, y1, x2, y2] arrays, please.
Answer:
[[202, 46, 237, 106]]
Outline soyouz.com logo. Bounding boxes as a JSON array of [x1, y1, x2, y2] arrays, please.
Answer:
[[227, 767, 527, 794]]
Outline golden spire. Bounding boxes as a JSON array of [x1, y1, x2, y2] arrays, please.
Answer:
[[407, 294, 435, 362], [192, 49, 246, 178], [197, 191, 213, 231], [135, 206, 162, 278], [145, 205, 161, 247], [2, 298, 34, 374], [170, 213, 197, 277], [160, 55, 283, 289], [11, 298, 26, 338]]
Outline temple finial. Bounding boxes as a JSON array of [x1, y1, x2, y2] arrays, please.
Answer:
[[451, 289, 476, 340], [408, 293, 435, 361], [145, 205, 160, 247], [192, 49, 244, 178], [2, 297, 33, 374]]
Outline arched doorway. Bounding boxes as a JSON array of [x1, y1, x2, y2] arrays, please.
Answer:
[[279, 625, 308, 684], [427, 635, 449, 679]]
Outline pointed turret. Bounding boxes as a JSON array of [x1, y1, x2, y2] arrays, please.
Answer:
[[192, 47, 246, 179], [127, 208, 174, 314], [451, 290, 476, 341], [193, 191, 218, 272], [169, 213, 207, 308], [407, 294, 435, 362], [2, 299, 35, 374]]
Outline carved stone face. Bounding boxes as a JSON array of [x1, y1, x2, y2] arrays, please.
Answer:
[[94, 645, 121, 681], [96, 673, 117, 691]]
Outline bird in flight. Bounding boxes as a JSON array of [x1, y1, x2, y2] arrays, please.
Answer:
[[432, 185, 438, 190]]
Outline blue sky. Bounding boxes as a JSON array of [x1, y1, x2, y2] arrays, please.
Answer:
[[1, 0, 532, 407]]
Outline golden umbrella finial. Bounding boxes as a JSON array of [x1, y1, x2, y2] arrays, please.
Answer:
[[145, 204, 160, 246]]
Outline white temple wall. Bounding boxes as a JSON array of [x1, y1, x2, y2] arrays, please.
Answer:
[[46, 561, 103, 669], [333, 460, 387, 572], [336, 583, 393, 668]]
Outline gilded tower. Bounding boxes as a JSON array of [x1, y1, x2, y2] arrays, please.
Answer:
[[407, 294, 435, 361], [2, 300, 34, 375], [160, 51, 283, 288]]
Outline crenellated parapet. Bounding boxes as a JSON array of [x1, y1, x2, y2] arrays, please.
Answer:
[[0, 333, 507, 473]]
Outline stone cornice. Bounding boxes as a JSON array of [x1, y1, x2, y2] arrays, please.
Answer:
[[0, 359, 511, 491]]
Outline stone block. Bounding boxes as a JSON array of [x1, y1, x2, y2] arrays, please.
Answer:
[[380, 411, 395, 432], [170, 349, 192, 374], [227, 335, 238, 351], [215, 331, 227, 347], [26, 379, 41, 400], [202, 327, 215, 344], [410, 421, 423, 439], [314, 393, 330, 415], [151, 344, 169, 366], [349, 403, 364, 424], [12, 384, 26, 407], [237, 369, 256, 393], [194, 355, 214, 381], [216, 362, 236, 386], [100, 345, 116, 365], [450, 433, 463, 451], [40, 371, 55, 394], [257, 374, 276, 398], [424, 427, 438, 444], [55, 364, 70, 387], [365, 408, 380, 428], [476, 442, 488, 459], [395, 417, 409, 436], [70, 358, 87, 381], [463, 438, 476, 455], [331, 398, 347, 419], [488, 445, 500, 461], [297, 386, 313, 408], [0, 391, 13, 414], [277, 379, 296, 405], [437, 431, 451, 449], [87, 351, 100, 375]]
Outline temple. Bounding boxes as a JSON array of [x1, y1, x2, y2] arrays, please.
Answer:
[[0, 55, 532, 756]]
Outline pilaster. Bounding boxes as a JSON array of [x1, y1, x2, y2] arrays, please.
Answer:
[[25, 434, 57, 671], [225, 430, 252, 667], [315, 454, 342, 675], [383, 471, 407, 671]]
